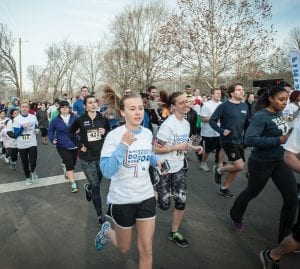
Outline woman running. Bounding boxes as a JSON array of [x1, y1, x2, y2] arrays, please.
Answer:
[[12, 102, 39, 185], [230, 85, 298, 242], [96, 93, 161, 269], [48, 101, 78, 192]]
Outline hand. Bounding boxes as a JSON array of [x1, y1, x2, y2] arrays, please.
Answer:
[[279, 135, 289, 144], [81, 145, 87, 152], [23, 123, 30, 128], [121, 131, 137, 146], [53, 138, 57, 144], [223, 129, 231, 136], [194, 145, 203, 155], [98, 128, 105, 135], [173, 142, 188, 151]]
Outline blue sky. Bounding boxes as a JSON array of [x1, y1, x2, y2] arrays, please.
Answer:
[[0, 0, 300, 89]]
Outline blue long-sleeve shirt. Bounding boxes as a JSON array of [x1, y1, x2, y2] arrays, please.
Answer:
[[209, 100, 249, 146], [100, 143, 158, 179], [244, 108, 289, 161]]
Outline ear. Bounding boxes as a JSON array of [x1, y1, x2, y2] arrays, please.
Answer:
[[120, 110, 125, 118]]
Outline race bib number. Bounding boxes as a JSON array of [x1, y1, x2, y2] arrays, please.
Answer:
[[87, 129, 101, 142], [21, 134, 31, 140]]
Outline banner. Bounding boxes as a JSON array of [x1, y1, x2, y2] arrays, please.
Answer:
[[289, 50, 300, 91]]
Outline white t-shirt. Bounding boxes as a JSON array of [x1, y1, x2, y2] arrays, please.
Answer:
[[61, 114, 70, 126], [47, 104, 57, 116], [0, 117, 9, 142], [101, 125, 154, 204], [156, 114, 190, 173], [284, 120, 300, 154], [200, 100, 222, 137], [13, 114, 38, 149], [6, 119, 17, 148]]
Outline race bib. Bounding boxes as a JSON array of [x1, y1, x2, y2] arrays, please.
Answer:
[[87, 129, 101, 142], [21, 134, 31, 140]]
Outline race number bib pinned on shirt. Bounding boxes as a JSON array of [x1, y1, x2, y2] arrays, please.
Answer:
[[87, 129, 102, 142], [21, 134, 31, 140]]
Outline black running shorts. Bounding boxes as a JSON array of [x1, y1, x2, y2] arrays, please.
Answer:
[[106, 197, 156, 229]]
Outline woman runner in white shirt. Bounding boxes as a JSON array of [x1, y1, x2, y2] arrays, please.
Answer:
[[96, 93, 161, 269]]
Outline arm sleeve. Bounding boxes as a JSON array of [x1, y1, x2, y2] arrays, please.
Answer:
[[209, 105, 224, 135], [150, 153, 159, 167], [68, 118, 81, 147], [48, 120, 56, 143], [244, 116, 280, 148], [100, 143, 128, 178], [13, 126, 24, 137]]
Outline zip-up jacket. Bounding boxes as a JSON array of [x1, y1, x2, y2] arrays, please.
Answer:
[[48, 113, 78, 149], [68, 111, 111, 162]]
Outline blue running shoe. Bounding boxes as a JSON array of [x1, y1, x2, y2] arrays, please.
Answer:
[[95, 221, 111, 251]]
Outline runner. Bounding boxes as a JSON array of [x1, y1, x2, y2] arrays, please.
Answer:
[[96, 93, 161, 269], [12, 102, 39, 185], [153, 92, 202, 248], [36, 102, 49, 145], [68, 95, 110, 225], [0, 110, 9, 160], [199, 88, 224, 172], [6, 109, 19, 170], [260, 118, 300, 268], [229, 85, 298, 243], [209, 83, 249, 198], [48, 101, 79, 193]]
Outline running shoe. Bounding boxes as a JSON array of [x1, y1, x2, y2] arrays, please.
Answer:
[[84, 183, 92, 201], [62, 163, 68, 179], [26, 178, 33, 186], [213, 165, 222, 184], [71, 182, 78, 193], [95, 221, 111, 251], [260, 249, 279, 269], [10, 162, 16, 170], [98, 215, 106, 226], [168, 231, 189, 248], [200, 163, 210, 172], [31, 171, 39, 183], [232, 221, 245, 232], [218, 187, 235, 198], [4, 157, 10, 164]]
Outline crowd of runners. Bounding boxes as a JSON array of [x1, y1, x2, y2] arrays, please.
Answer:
[[0, 81, 300, 269]]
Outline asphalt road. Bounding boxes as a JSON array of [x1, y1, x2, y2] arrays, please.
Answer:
[[0, 138, 299, 269]]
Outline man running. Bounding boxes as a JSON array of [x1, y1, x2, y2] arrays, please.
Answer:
[[209, 83, 249, 198]]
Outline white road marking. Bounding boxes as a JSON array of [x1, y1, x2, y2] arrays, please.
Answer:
[[0, 172, 86, 194]]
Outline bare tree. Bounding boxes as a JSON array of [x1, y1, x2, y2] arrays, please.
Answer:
[[160, 0, 275, 87], [79, 42, 103, 92], [0, 23, 20, 97], [102, 1, 172, 91], [45, 39, 83, 100], [285, 26, 300, 51]]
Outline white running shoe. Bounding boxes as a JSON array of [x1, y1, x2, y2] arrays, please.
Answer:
[[4, 157, 10, 164], [31, 171, 39, 183], [200, 163, 210, 172], [26, 178, 33, 186]]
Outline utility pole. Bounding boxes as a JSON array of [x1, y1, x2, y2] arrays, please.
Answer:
[[19, 37, 23, 100]]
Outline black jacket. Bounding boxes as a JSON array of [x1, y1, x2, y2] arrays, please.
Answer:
[[68, 111, 111, 161]]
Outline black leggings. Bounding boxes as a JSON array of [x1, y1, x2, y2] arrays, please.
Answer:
[[56, 147, 77, 171], [230, 158, 298, 242], [18, 146, 37, 178], [8, 147, 18, 162]]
